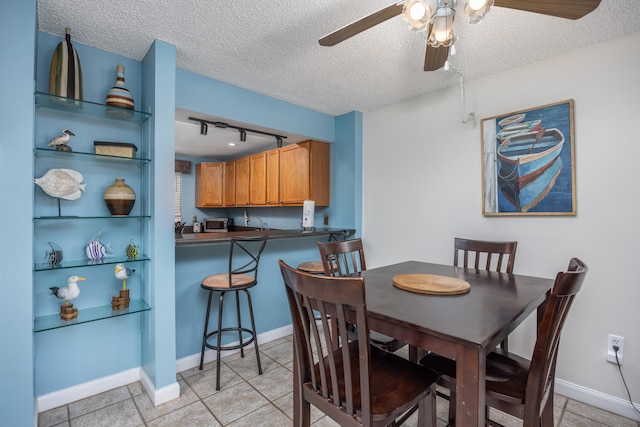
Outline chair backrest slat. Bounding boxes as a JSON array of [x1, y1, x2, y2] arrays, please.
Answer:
[[454, 237, 517, 274], [524, 258, 588, 422]]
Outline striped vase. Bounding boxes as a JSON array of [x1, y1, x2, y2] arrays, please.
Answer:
[[49, 27, 83, 101], [106, 65, 134, 110]]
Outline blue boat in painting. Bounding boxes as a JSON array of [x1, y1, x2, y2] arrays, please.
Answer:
[[499, 156, 563, 212], [497, 128, 565, 189], [496, 119, 542, 142]]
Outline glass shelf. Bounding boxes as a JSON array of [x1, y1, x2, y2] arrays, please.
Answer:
[[35, 92, 151, 123], [34, 148, 151, 164], [34, 299, 150, 332], [34, 214, 150, 221], [34, 255, 150, 272]]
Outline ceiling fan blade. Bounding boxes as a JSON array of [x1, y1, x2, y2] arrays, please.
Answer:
[[424, 44, 449, 72], [319, 2, 404, 46], [494, 0, 601, 20]]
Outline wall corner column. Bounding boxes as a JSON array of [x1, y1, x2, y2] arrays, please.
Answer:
[[141, 39, 179, 404]]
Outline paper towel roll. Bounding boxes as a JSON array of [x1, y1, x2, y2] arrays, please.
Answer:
[[302, 200, 315, 228]]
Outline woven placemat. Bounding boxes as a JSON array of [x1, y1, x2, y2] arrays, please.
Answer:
[[392, 274, 470, 295]]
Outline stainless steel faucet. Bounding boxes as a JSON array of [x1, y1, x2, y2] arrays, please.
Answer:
[[247, 215, 267, 230]]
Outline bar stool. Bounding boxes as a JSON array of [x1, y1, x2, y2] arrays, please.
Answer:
[[199, 237, 267, 390], [296, 230, 349, 274]]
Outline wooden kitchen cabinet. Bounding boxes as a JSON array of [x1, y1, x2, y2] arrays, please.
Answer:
[[235, 156, 250, 206], [223, 160, 236, 206], [279, 140, 330, 206], [266, 149, 280, 205], [249, 152, 267, 205], [196, 162, 224, 208]]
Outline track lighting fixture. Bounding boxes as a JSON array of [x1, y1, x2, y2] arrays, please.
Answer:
[[189, 117, 288, 147]]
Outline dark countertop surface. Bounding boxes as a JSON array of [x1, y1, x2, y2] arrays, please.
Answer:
[[175, 227, 355, 246]]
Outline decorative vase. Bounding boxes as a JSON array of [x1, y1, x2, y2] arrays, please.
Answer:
[[49, 27, 83, 101], [106, 65, 134, 114], [103, 178, 136, 216]]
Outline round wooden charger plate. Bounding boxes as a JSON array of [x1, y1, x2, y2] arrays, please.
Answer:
[[392, 274, 470, 295]]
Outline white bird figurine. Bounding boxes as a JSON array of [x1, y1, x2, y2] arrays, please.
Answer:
[[50, 275, 86, 304], [47, 129, 75, 150], [115, 263, 135, 290]]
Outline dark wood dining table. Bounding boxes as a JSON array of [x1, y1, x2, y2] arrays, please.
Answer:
[[356, 261, 554, 427]]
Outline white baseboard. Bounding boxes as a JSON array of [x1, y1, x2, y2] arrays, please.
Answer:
[[37, 324, 293, 414], [139, 369, 180, 406], [37, 367, 140, 413], [176, 324, 293, 373], [555, 379, 640, 421]]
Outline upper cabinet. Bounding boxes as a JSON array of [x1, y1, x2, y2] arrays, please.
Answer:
[[266, 149, 280, 205], [195, 162, 224, 208], [193, 140, 330, 208], [223, 160, 236, 207], [249, 152, 267, 205], [280, 140, 330, 206], [235, 157, 250, 206]]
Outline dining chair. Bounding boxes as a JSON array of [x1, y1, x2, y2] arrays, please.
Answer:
[[454, 237, 517, 274], [317, 238, 407, 353], [421, 257, 588, 427], [278, 260, 438, 427], [198, 237, 267, 390], [454, 237, 518, 350]]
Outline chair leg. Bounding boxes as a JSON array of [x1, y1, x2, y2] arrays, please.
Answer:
[[500, 337, 509, 352], [215, 291, 226, 391], [416, 384, 436, 427], [244, 289, 262, 375], [235, 290, 244, 358], [199, 290, 214, 370], [448, 390, 456, 423]]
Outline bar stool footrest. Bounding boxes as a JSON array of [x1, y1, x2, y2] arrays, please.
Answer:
[[204, 327, 257, 351]]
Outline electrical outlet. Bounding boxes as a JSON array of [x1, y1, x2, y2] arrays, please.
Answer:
[[607, 334, 624, 365], [324, 214, 329, 225]]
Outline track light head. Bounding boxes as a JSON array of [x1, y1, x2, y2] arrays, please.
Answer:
[[200, 122, 208, 135], [239, 129, 247, 142]]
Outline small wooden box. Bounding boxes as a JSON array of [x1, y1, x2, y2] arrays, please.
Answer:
[[94, 141, 138, 158]]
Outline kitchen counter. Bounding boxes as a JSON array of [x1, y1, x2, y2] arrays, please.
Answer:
[[175, 227, 355, 246]]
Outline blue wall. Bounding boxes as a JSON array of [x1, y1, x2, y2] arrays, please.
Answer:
[[0, 1, 37, 425]]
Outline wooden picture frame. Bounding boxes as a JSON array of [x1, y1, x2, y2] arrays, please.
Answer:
[[481, 100, 576, 216]]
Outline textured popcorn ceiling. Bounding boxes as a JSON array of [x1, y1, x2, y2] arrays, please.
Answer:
[[38, 0, 640, 157]]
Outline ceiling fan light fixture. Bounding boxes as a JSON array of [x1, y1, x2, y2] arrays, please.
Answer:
[[464, 0, 493, 24], [428, 12, 456, 47], [402, 0, 432, 32]]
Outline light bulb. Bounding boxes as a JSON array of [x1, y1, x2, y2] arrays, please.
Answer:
[[444, 60, 450, 71], [450, 44, 456, 56], [409, 2, 427, 20], [467, 0, 488, 11]]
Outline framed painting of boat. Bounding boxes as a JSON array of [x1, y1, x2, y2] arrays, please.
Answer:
[[481, 100, 577, 216]]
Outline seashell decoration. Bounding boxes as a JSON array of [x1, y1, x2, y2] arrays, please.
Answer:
[[34, 168, 86, 200]]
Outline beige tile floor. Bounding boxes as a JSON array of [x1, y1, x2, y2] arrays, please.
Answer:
[[39, 335, 639, 427]]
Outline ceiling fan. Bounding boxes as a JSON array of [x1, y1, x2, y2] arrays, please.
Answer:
[[319, 0, 602, 72]]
